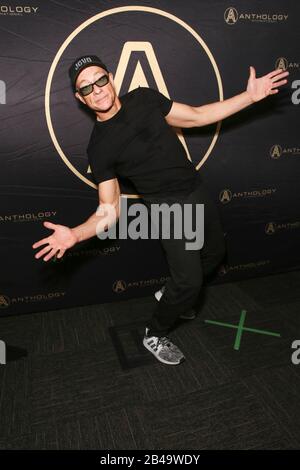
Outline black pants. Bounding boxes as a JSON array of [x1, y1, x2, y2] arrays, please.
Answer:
[[144, 183, 226, 337]]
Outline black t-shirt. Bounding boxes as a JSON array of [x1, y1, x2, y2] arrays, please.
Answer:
[[87, 87, 199, 200]]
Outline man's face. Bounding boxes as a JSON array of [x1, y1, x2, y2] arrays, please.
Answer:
[[75, 66, 117, 112]]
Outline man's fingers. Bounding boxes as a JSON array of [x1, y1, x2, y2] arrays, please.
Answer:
[[56, 249, 65, 259], [32, 221, 58, 250], [43, 248, 58, 262], [34, 244, 65, 261], [268, 68, 283, 78], [268, 68, 289, 79], [44, 221, 57, 230], [32, 237, 50, 249], [271, 71, 289, 82], [35, 245, 52, 259], [271, 79, 288, 88], [249, 65, 256, 79]]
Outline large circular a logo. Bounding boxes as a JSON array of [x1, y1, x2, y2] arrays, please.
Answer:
[[45, 6, 223, 191]]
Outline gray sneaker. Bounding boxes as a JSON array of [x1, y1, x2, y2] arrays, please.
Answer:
[[143, 328, 185, 365], [154, 287, 196, 320]]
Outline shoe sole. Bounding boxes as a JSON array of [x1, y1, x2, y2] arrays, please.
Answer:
[[179, 313, 196, 320], [143, 339, 185, 365]]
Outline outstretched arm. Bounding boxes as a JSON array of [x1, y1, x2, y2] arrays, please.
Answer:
[[165, 66, 289, 128], [32, 178, 120, 262]]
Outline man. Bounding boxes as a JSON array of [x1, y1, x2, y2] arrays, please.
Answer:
[[32, 55, 289, 366]]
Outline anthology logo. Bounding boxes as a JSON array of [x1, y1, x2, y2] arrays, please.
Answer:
[[51, 245, 121, 263], [224, 7, 288, 25], [219, 260, 270, 275], [265, 221, 300, 234], [224, 7, 238, 24], [219, 189, 232, 204], [275, 57, 300, 104], [0, 210, 57, 223], [0, 294, 10, 308], [276, 57, 300, 71], [0, 5, 38, 15], [2, 292, 65, 306], [276, 57, 288, 71], [270, 144, 282, 159], [265, 223, 276, 235], [219, 188, 276, 204], [113, 277, 168, 293], [270, 144, 300, 159], [45, 5, 223, 192], [113, 280, 127, 293]]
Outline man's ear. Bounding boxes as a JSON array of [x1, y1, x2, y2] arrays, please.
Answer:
[[75, 91, 85, 105], [108, 72, 115, 86]]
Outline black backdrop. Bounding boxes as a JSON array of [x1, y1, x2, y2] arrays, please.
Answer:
[[0, 0, 299, 316]]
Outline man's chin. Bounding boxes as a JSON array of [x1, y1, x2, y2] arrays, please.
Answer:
[[94, 101, 113, 113]]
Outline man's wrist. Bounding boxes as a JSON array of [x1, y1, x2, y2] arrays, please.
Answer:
[[244, 90, 255, 105], [70, 227, 82, 244]]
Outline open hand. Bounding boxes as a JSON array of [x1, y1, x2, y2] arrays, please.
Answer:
[[247, 66, 289, 103], [32, 221, 78, 262]]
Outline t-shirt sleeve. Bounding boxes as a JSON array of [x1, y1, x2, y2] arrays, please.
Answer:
[[139, 87, 173, 116], [87, 143, 117, 185]]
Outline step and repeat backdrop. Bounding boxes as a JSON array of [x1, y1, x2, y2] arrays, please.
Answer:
[[0, 0, 299, 316]]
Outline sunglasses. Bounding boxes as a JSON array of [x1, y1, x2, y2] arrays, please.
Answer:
[[78, 74, 109, 97]]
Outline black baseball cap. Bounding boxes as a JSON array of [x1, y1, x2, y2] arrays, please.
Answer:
[[69, 55, 109, 91]]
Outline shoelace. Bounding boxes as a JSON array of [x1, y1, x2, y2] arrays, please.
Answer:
[[156, 336, 171, 348]]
